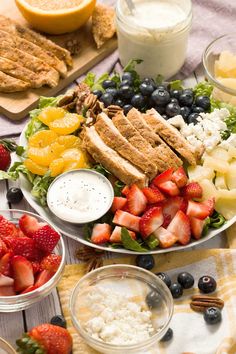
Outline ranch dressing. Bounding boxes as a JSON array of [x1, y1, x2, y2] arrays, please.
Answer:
[[116, 0, 192, 79], [47, 169, 114, 224]]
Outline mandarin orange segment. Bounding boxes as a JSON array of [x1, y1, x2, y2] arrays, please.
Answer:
[[28, 130, 58, 148], [38, 107, 66, 126], [49, 158, 65, 177], [49, 113, 84, 135], [57, 135, 81, 148], [24, 159, 48, 176], [27, 142, 65, 167], [61, 148, 90, 171]]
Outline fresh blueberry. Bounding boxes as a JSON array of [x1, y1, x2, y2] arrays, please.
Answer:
[[192, 106, 205, 114], [102, 79, 116, 89], [180, 106, 191, 120], [156, 272, 171, 288], [179, 89, 194, 106], [6, 187, 23, 204], [160, 328, 173, 342], [136, 255, 155, 270], [204, 307, 222, 325], [195, 95, 211, 110], [155, 106, 166, 115], [114, 98, 125, 107], [142, 78, 156, 87], [198, 276, 217, 293], [162, 114, 168, 120], [170, 98, 179, 104], [123, 104, 133, 115], [139, 82, 155, 96], [92, 89, 103, 99], [188, 113, 199, 124], [146, 290, 161, 308], [151, 88, 170, 106], [166, 102, 181, 117], [120, 80, 132, 87], [105, 88, 118, 98], [50, 315, 67, 328], [170, 283, 183, 298], [99, 93, 113, 107], [122, 72, 133, 84], [131, 94, 146, 109], [177, 272, 194, 289], [119, 85, 135, 100], [170, 89, 182, 99], [156, 84, 168, 90]]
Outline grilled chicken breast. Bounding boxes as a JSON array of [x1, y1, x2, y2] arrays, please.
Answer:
[[127, 108, 182, 169], [0, 43, 59, 88], [83, 126, 148, 188], [144, 109, 197, 165], [0, 70, 30, 92], [0, 30, 67, 77], [0, 16, 72, 67], [95, 113, 157, 179]]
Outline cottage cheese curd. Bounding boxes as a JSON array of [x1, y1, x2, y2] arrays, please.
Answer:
[[84, 286, 155, 345]]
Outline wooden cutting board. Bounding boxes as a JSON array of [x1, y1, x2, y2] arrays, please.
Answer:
[[0, 0, 117, 121]]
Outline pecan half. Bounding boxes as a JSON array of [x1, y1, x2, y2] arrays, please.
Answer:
[[75, 82, 91, 114], [190, 295, 224, 312], [57, 88, 76, 107], [84, 93, 98, 110], [106, 105, 123, 118]]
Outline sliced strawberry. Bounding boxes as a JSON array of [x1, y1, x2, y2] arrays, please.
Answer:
[[186, 200, 210, 220], [127, 184, 147, 216], [19, 214, 42, 238], [31, 261, 41, 274], [31, 225, 60, 254], [167, 210, 191, 245], [158, 181, 180, 197], [0, 215, 18, 240], [40, 254, 62, 273], [181, 182, 203, 199], [121, 185, 130, 197], [0, 274, 14, 287], [153, 227, 178, 248], [91, 224, 111, 244], [0, 252, 12, 276], [17, 228, 27, 238], [171, 167, 188, 188], [142, 187, 165, 204], [203, 197, 215, 216], [0, 285, 16, 296], [11, 255, 34, 292], [0, 239, 7, 258], [113, 210, 141, 232], [5, 237, 41, 262], [21, 285, 39, 294], [161, 196, 187, 227], [111, 197, 127, 214], [139, 207, 164, 239], [189, 217, 205, 240], [35, 270, 54, 288], [110, 226, 136, 243], [152, 168, 174, 187]]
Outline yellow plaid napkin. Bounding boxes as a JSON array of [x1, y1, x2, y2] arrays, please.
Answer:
[[57, 249, 236, 354], [226, 223, 236, 249]]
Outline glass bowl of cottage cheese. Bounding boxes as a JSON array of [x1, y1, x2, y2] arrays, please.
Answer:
[[70, 264, 173, 354]]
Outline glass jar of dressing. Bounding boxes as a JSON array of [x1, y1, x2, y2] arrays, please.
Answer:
[[116, 0, 192, 79]]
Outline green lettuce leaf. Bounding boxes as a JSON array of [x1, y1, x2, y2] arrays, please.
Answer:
[[193, 81, 214, 98], [121, 227, 148, 252], [31, 173, 54, 206], [84, 72, 110, 92], [0, 162, 34, 183]]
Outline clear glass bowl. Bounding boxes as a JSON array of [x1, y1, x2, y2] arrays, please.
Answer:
[[0, 337, 16, 354], [203, 33, 236, 98], [0, 209, 65, 312], [70, 265, 173, 354]]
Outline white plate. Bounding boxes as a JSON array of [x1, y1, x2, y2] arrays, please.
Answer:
[[18, 126, 236, 255]]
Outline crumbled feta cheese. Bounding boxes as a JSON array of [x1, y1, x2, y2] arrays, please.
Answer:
[[84, 286, 155, 345], [220, 133, 236, 150]]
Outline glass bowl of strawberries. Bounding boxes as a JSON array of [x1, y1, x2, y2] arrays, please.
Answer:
[[0, 209, 65, 312]]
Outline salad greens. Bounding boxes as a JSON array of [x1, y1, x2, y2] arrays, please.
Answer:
[[121, 227, 148, 252]]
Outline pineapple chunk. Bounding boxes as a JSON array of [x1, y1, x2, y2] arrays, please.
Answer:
[[209, 147, 230, 161], [198, 179, 218, 201], [215, 172, 228, 190], [215, 51, 236, 78], [203, 156, 229, 173], [225, 165, 236, 189], [188, 165, 215, 182], [217, 189, 236, 199], [215, 198, 236, 220]]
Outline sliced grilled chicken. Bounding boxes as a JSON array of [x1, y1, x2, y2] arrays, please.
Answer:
[[0, 70, 30, 92]]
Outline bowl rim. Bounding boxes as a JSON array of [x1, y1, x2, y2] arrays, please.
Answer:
[[69, 264, 174, 350], [0, 337, 16, 353], [0, 208, 65, 300], [203, 33, 236, 96]]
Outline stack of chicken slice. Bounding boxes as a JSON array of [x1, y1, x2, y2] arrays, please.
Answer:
[[83, 108, 199, 187], [0, 15, 72, 92]]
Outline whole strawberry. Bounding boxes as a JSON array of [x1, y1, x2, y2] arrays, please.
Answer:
[[16, 323, 72, 354], [32, 225, 60, 254], [0, 139, 17, 171]]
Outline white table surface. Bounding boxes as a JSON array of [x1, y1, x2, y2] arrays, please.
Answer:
[[0, 65, 228, 349]]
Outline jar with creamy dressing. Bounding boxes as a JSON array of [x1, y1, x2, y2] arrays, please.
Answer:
[[116, 0, 192, 79]]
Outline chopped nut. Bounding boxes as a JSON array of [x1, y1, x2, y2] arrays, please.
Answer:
[[84, 93, 98, 110], [190, 295, 224, 312], [106, 105, 123, 118], [75, 82, 91, 114]]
